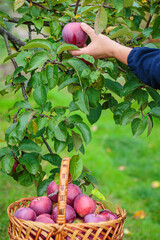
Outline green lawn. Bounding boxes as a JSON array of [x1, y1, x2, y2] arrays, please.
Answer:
[[0, 87, 160, 240]]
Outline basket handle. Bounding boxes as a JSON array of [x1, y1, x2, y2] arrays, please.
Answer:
[[56, 157, 71, 224]]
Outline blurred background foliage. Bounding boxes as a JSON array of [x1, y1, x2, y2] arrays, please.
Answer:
[[0, 0, 160, 240]]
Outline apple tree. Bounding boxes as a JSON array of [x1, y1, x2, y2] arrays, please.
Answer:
[[0, 0, 160, 195]]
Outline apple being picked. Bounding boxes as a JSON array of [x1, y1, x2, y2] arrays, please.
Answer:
[[83, 213, 106, 223], [29, 196, 52, 216], [47, 180, 59, 202], [52, 205, 76, 223], [67, 184, 82, 206], [14, 207, 36, 221], [62, 22, 88, 47], [74, 194, 96, 218], [99, 209, 118, 221]]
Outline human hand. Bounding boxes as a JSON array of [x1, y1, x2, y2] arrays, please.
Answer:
[[70, 23, 132, 65]]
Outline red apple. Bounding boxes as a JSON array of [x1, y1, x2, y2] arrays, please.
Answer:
[[14, 207, 36, 221], [62, 22, 88, 47], [67, 184, 82, 206], [47, 180, 59, 202], [99, 209, 118, 221], [83, 213, 106, 223], [36, 213, 52, 219], [74, 194, 96, 218], [35, 216, 55, 224], [29, 196, 52, 216], [52, 205, 76, 223]]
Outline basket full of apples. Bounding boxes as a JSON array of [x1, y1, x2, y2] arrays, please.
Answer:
[[7, 157, 126, 240]]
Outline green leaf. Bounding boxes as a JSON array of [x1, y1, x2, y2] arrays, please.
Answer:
[[86, 87, 100, 108], [21, 39, 52, 51], [76, 122, 91, 145], [28, 51, 49, 71], [132, 89, 148, 106], [147, 115, 153, 137], [150, 107, 160, 118], [1, 155, 14, 173], [94, 7, 108, 35], [67, 114, 83, 123], [57, 43, 79, 54], [14, 0, 25, 11], [72, 131, 83, 152], [147, 88, 160, 102], [54, 139, 67, 153], [87, 103, 102, 125], [121, 108, 138, 126], [13, 75, 27, 84], [70, 155, 83, 180], [123, 79, 142, 96], [69, 101, 78, 112], [105, 78, 122, 97], [78, 55, 95, 64], [85, 173, 98, 188], [19, 153, 39, 174], [81, 0, 94, 7], [30, 5, 39, 18], [18, 170, 34, 186], [41, 154, 62, 167], [19, 139, 42, 153], [92, 189, 106, 201], [13, 100, 31, 109], [152, 16, 160, 39], [51, 122, 67, 142], [50, 21, 61, 38], [131, 117, 148, 137], [110, 27, 134, 39], [68, 58, 89, 84], [3, 52, 19, 63], [124, 0, 134, 7], [37, 179, 52, 197], [113, 0, 123, 11], [73, 89, 89, 115], [58, 77, 79, 91], [46, 65, 58, 89], [33, 86, 47, 108], [0, 17, 6, 28], [13, 66, 24, 77], [17, 111, 36, 140]]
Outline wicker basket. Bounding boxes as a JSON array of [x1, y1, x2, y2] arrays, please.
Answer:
[[7, 157, 127, 240]]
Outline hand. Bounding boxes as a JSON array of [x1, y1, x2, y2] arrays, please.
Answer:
[[70, 23, 132, 65]]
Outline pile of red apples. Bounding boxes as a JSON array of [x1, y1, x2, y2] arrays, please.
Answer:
[[14, 181, 118, 225]]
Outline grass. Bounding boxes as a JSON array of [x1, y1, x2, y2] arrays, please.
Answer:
[[0, 86, 160, 240]]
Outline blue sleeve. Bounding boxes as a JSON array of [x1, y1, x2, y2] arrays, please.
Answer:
[[127, 47, 160, 89]]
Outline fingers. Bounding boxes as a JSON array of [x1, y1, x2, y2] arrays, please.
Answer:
[[70, 47, 88, 56], [81, 23, 96, 41]]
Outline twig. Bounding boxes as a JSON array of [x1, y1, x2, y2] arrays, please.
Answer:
[[3, 32, 28, 102], [70, 3, 115, 9], [74, 0, 81, 16], [5, 17, 50, 27], [145, 14, 152, 29], [13, 108, 22, 123], [41, 135, 54, 154], [31, 29, 49, 38], [27, 0, 53, 11], [0, 26, 25, 47], [118, 66, 126, 73], [28, 24, 32, 41]]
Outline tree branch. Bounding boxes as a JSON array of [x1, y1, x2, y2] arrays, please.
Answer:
[[70, 3, 115, 9], [3, 32, 28, 102], [0, 26, 25, 47], [74, 0, 81, 16], [145, 14, 152, 29], [41, 135, 54, 154], [6, 17, 50, 27]]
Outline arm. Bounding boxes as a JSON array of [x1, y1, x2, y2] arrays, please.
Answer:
[[70, 23, 132, 64], [71, 23, 160, 89]]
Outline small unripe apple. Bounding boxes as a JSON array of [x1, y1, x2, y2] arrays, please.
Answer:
[[52, 204, 76, 223], [14, 207, 36, 221], [29, 196, 52, 216], [62, 22, 88, 47], [67, 184, 82, 206], [47, 180, 59, 202], [74, 194, 96, 217]]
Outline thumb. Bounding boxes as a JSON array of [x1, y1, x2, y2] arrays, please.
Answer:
[[81, 23, 96, 41]]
